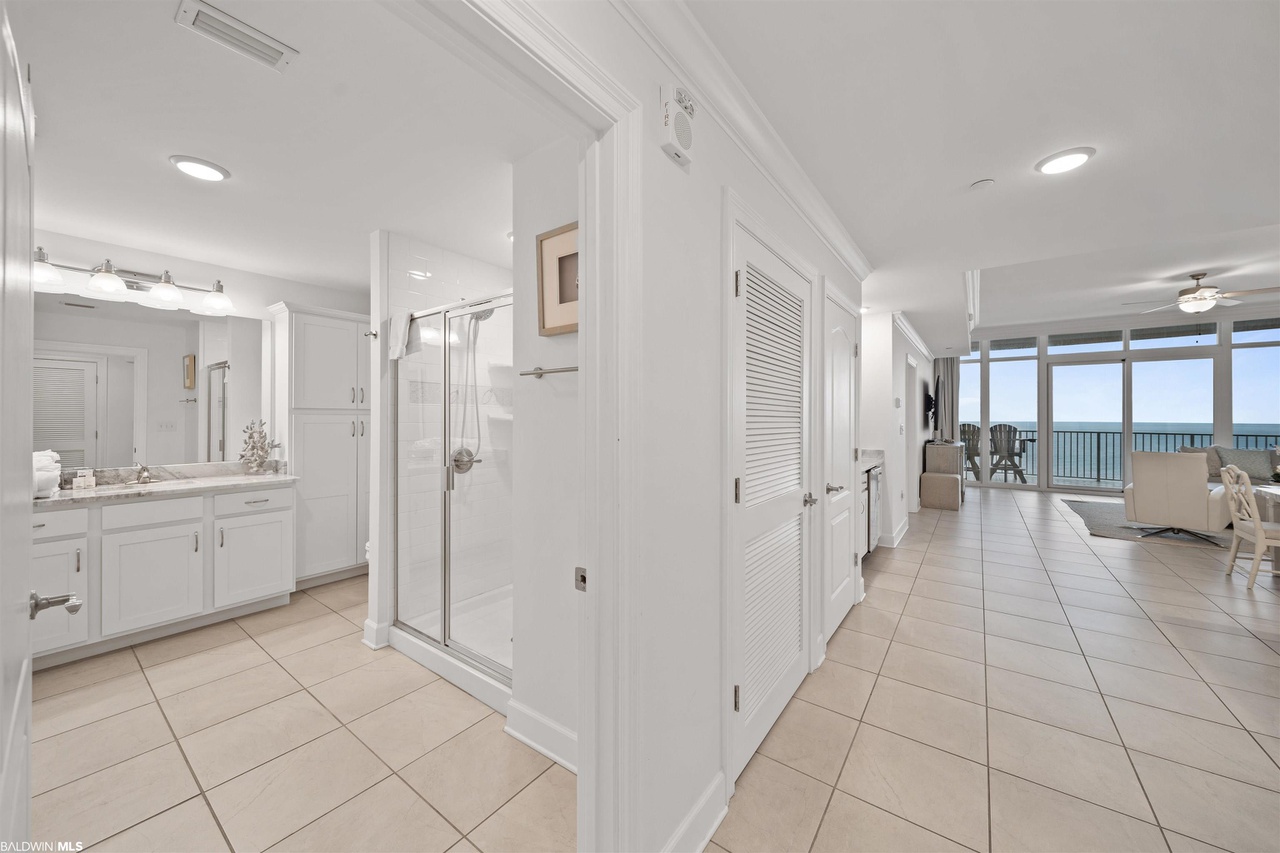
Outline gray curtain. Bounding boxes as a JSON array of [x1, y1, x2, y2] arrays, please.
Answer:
[[935, 357, 960, 442]]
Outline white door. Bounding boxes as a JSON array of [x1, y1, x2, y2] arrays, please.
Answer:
[[30, 538, 89, 653], [293, 412, 358, 577], [824, 298, 860, 638], [32, 357, 97, 469], [729, 224, 812, 780], [0, 16, 35, 834], [215, 512, 294, 607], [101, 522, 204, 636], [292, 314, 357, 409]]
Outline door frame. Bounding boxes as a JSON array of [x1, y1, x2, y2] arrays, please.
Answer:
[[720, 188, 820, 796], [817, 287, 860, 661], [1046, 357, 1130, 492], [363, 3, 643, 849]]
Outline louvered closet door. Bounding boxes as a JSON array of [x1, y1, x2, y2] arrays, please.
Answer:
[[730, 224, 812, 781], [33, 358, 98, 468]]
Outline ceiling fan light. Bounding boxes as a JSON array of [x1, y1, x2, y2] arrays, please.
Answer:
[[145, 270, 184, 310], [1179, 299, 1214, 314], [86, 259, 128, 300]]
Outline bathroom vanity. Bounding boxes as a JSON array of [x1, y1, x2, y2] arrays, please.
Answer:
[[31, 465, 298, 666]]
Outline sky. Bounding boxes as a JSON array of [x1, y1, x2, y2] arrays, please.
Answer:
[[959, 345, 1279, 427]]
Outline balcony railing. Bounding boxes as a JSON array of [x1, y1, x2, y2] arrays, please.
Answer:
[[960, 426, 1279, 485]]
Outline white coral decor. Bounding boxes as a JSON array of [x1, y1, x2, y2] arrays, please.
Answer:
[[240, 419, 280, 473]]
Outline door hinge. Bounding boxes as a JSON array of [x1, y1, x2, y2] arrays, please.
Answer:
[[733, 684, 740, 712], [855, 342, 860, 357], [734, 477, 741, 504], [575, 566, 587, 592], [734, 269, 741, 297], [94, 430, 98, 439]]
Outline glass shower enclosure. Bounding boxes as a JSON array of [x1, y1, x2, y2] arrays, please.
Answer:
[[394, 292, 515, 679]]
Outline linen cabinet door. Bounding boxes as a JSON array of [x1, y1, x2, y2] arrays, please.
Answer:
[[293, 314, 357, 409], [293, 413, 359, 577]]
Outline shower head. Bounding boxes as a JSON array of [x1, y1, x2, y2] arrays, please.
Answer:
[[474, 308, 495, 321]]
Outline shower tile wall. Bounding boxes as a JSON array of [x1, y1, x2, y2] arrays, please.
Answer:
[[388, 234, 513, 642]]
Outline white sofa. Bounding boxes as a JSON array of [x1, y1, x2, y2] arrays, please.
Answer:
[[1124, 451, 1231, 544]]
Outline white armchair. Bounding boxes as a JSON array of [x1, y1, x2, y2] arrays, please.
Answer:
[[1123, 452, 1231, 545]]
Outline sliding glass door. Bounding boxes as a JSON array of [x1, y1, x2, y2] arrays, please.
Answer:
[[1049, 361, 1125, 490]]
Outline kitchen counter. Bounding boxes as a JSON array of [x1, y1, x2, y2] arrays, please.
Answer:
[[858, 449, 885, 473], [34, 473, 298, 508]]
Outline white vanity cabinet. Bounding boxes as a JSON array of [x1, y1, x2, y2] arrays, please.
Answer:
[[31, 537, 89, 653], [101, 521, 204, 636], [214, 489, 295, 607]]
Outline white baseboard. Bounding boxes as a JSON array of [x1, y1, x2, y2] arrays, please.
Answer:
[[505, 700, 578, 772], [663, 771, 727, 853], [388, 626, 511, 715], [363, 619, 390, 649], [296, 563, 367, 590], [879, 516, 909, 548]]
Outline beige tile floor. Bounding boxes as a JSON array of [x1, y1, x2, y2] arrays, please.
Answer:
[[30, 574, 575, 853], [714, 489, 1280, 853]]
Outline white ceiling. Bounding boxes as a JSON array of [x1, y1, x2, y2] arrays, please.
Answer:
[[686, 0, 1280, 351], [978, 225, 1280, 330], [9, 1, 569, 291]]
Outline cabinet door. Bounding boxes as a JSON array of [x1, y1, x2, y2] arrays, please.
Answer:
[[101, 522, 203, 636], [31, 538, 89, 653], [293, 413, 358, 577], [293, 314, 357, 409], [357, 321, 371, 408], [356, 416, 370, 564], [215, 511, 294, 607]]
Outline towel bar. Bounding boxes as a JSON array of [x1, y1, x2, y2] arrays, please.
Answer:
[[519, 366, 578, 379]]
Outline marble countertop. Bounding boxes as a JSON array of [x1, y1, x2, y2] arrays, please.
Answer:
[[858, 449, 885, 473], [34, 474, 299, 508]]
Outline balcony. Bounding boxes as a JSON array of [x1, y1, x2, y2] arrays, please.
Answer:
[[960, 426, 1280, 489]]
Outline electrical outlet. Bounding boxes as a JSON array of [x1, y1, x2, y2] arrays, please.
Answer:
[[157, 421, 178, 433]]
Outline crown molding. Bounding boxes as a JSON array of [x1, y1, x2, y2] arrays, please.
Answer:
[[893, 312, 936, 363], [612, 0, 873, 283]]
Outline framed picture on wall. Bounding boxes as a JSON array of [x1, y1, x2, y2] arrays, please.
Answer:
[[536, 221, 579, 336]]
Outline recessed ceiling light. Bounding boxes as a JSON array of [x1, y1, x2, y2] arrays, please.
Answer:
[[169, 155, 230, 182], [1035, 147, 1095, 175], [969, 178, 995, 190], [407, 270, 432, 280]]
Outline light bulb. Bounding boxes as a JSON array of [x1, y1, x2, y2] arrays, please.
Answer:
[[1035, 147, 1096, 175], [86, 260, 128, 300], [1178, 299, 1214, 314], [32, 246, 64, 290], [192, 280, 234, 316], [145, 270, 184, 310]]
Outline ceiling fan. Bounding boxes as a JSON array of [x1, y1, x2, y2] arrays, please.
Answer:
[[1123, 273, 1280, 315]]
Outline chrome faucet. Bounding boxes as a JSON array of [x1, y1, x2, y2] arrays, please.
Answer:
[[134, 462, 151, 484]]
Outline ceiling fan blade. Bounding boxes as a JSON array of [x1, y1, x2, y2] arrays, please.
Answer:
[[1121, 299, 1169, 305], [1215, 298, 1242, 306], [1139, 303, 1179, 314], [1217, 286, 1280, 298]]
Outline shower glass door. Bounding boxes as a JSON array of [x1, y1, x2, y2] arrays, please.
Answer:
[[445, 299, 514, 673]]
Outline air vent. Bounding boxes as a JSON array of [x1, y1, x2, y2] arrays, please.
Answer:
[[175, 0, 298, 72]]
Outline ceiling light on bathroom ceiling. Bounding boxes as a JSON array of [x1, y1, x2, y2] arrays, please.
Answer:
[[32, 246, 64, 288], [407, 270, 431, 280], [1035, 147, 1096, 175], [145, 270, 184, 310], [193, 280, 234, 316], [170, 155, 230, 182], [86, 260, 128, 300]]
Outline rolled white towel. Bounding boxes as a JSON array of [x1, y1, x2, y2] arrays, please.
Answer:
[[33, 450, 61, 471], [33, 469, 59, 499]]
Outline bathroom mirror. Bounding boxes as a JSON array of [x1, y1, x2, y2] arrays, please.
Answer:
[[33, 293, 268, 467]]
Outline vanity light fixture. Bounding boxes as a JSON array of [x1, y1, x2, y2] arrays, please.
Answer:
[[1034, 147, 1096, 175], [169, 155, 230, 182], [144, 270, 184, 309], [86, 259, 128, 300], [193, 280, 234, 316], [32, 246, 63, 287]]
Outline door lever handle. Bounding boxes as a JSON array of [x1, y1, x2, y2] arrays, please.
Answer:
[[826, 483, 846, 494], [29, 591, 83, 620]]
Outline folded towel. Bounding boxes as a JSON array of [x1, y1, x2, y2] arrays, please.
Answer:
[[33, 450, 60, 471], [388, 310, 411, 360], [33, 469, 59, 498]]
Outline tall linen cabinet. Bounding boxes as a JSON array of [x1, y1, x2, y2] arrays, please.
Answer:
[[269, 303, 371, 581]]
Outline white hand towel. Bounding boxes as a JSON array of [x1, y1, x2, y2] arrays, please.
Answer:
[[388, 310, 411, 360], [33, 469, 59, 498]]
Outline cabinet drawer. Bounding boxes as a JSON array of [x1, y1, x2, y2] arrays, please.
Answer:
[[103, 497, 203, 530], [214, 487, 294, 517], [32, 509, 88, 540]]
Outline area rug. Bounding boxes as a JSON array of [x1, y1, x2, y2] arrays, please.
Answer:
[[1063, 500, 1232, 549]]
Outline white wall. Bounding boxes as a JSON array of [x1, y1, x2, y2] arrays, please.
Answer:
[[517, 4, 865, 847], [34, 295, 199, 465], [509, 137, 582, 764]]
